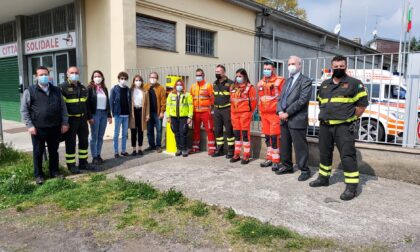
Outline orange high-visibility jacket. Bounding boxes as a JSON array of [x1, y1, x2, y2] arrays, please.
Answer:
[[257, 74, 285, 113], [230, 83, 257, 113], [190, 80, 214, 112]]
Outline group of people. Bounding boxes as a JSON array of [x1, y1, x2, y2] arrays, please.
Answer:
[[21, 54, 368, 201]]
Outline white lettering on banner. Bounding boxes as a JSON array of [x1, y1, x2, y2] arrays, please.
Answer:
[[0, 43, 18, 58], [24, 32, 76, 55]]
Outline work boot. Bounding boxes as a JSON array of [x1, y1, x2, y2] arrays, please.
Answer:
[[212, 148, 224, 157], [226, 147, 234, 159], [309, 175, 329, 187], [68, 164, 80, 174], [79, 163, 95, 171], [340, 184, 358, 201], [175, 150, 182, 156], [230, 155, 240, 163], [182, 150, 189, 157], [240, 158, 249, 165], [260, 160, 272, 168], [35, 176, 45, 185]]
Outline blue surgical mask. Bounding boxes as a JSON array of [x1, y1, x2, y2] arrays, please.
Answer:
[[69, 74, 79, 82], [263, 69, 272, 77], [176, 86, 183, 92], [196, 76, 203, 82], [236, 77, 244, 84], [38, 75, 49, 85]]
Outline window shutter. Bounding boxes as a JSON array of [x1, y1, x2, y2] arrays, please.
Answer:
[[136, 15, 176, 51]]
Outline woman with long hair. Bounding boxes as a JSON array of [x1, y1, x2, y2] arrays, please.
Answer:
[[129, 75, 150, 155], [230, 68, 257, 164], [87, 70, 112, 165]]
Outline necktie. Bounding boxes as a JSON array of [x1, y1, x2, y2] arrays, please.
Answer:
[[281, 77, 293, 110]]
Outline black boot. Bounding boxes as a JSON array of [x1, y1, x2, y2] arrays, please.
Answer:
[[68, 164, 80, 174], [175, 150, 182, 156], [226, 146, 234, 159], [260, 160, 272, 168], [212, 146, 224, 157], [340, 184, 358, 201], [309, 175, 329, 187]]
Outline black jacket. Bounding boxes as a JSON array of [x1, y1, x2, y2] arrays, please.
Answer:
[[276, 73, 312, 129], [86, 84, 112, 119]]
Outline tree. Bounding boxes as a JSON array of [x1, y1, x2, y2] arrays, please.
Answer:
[[409, 37, 420, 52], [255, 0, 307, 20]]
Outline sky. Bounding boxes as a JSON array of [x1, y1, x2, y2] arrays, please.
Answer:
[[299, 0, 420, 44]]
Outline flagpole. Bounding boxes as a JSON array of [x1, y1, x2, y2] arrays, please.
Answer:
[[398, 0, 407, 75], [337, 0, 343, 49]]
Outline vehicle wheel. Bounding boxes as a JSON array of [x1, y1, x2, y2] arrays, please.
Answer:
[[359, 119, 385, 142]]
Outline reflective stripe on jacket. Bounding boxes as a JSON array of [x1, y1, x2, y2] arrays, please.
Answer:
[[166, 92, 193, 118]]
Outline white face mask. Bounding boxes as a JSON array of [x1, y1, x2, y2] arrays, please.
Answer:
[[93, 77, 103, 84], [150, 78, 157, 84], [119, 79, 127, 86], [288, 65, 298, 75], [135, 80, 142, 87]]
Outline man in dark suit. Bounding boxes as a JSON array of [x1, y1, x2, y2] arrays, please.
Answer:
[[275, 56, 312, 181]]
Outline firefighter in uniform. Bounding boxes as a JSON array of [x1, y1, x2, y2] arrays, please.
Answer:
[[258, 61, 285, 170], [230, 68, 257, 164], [190, 68, 216, 155], [212, 65, 235, 158], [309, 55, 369, 201], [59, 66, 91, 174]]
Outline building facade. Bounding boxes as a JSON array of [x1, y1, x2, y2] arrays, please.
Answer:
[[0, 0, 380, 122]]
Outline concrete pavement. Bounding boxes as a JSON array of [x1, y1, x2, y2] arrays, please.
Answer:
[[110, 153, 420, 250]]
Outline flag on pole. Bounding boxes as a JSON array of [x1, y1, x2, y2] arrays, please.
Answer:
[[407, 7, 413, 32]]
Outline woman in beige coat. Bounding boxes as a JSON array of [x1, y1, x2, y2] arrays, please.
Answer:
[[129, 75, 150, 155]]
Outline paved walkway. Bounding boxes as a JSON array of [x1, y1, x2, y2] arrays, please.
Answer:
[[110, 153, 420, 250]]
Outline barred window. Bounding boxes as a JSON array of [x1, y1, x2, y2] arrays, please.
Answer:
[[186, 26, 215, 57], [39, 11, 52, 36], [136, 15, 176, 51], [24, 4, 75, 39], [0, 22, 16, 44]]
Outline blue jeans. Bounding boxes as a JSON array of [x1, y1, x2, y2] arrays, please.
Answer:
[[113, 115, 129, 154], [89, 109, 108, 158], [147, 112, 162, 148]]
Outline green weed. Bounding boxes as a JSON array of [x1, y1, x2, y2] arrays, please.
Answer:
[[233, 218, 298, 243], [189, 201, 209, 217]]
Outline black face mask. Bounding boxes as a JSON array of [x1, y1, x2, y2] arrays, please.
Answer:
[[332, 68, 346, 78], [215, 74, 222, 80]]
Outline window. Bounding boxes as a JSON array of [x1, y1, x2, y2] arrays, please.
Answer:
[[186, 26, 215, 57], [365, 84, 380, 100], [384, 85, 406, 99], [0, 22, 16, 45], [136, 15, 176, 51], [24, 4, 75, 39]]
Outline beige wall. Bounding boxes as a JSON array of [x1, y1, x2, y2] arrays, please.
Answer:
[[85, 0, 137, 88], [136, 0, 256, 69]]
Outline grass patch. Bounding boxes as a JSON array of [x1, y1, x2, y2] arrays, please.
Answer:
[[233, 218, 298, 243], [189, 201, 209, 217], [153, 187, 185, 209], [224, 207, 236, 220], [0, 146, 348, 251]]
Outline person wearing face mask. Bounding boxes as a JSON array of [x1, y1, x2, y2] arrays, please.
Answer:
[[275, 56, 312, 181], [59, 66, 90, 174], [229, 68, 257, 164], [309, 55, 369, 201], [21, 66, 69, 184], [212, 64, 235, 158], [166, 80, 193, 157], [143, 72, 166, 153], [257, 61, 285, 171], [109, 71, 131, 158], [129, 75, 150, 156], [189, 68, 216, 155], [87, 70, 112, 165]]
